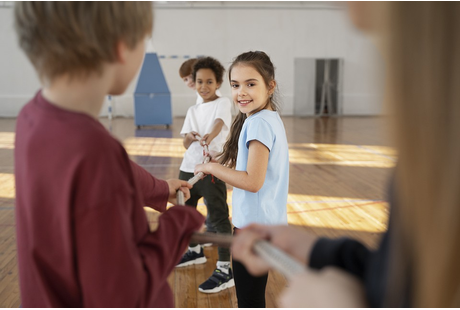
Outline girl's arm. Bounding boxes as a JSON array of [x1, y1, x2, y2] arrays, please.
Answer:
[[195, 139, 269, 193], [201, 119, 224, 146]]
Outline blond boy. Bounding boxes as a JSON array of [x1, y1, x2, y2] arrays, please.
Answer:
[[13, 2, 204, 307]]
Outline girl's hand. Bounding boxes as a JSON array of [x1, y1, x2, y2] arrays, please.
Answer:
[[165, 179, 192, 205], [194, 163, 214, 177], [231, 224, 318, 276], [279, 268, 367, 308]]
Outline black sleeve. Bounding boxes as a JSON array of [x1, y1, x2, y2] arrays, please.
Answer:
[[309, 237, 372, 279], [307, 174, 397, 307]]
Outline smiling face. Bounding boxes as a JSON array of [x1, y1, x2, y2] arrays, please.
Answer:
[[230, 64, 275, 116], [195, 68, 220, 103]]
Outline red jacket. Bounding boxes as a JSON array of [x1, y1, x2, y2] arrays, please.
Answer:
[[14, 90, 204, 307]]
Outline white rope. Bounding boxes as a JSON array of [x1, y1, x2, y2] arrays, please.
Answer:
[[190, 232, 307, 280]]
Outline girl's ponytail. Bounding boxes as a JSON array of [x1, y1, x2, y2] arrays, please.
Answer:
[[219, 111, 246, 168]]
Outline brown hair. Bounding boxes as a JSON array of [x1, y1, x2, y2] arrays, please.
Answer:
[[14, 2, 153, 81], [219, 51, 279, 168], [377, 2, 460, 307], [192, 56, 225, 85], [179, 58, 198, 78]]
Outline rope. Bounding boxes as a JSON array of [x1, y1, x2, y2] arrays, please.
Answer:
[[190, 232, 307, 280]]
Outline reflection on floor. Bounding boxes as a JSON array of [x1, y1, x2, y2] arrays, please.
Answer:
[[0, 116, 394, 307]]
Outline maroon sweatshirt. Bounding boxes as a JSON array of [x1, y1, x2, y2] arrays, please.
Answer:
[[14, 90, 204, 307]]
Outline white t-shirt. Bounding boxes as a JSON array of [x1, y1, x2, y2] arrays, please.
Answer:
[[180, 96, 232, 173]]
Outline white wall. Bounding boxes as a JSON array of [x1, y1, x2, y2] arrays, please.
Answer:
[[0, 2, 383, 118], [0, 8, 41, 117]]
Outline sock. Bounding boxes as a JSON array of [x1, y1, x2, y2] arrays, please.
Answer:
[[217, 261, 231, 274], [189, 245, 201, 254]]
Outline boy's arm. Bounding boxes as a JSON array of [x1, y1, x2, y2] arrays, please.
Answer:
[[183, 131, 199, 149], [181, 108, 198, 149], [129, 160, 192, 211], [195, 139, 269, 192], [201, 119, 224, 146], [75, 196, 205, 307], [130, 160, 169, 211]]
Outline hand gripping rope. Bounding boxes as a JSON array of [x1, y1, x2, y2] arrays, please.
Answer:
[[175, 135, 307, 280], [190, 232, 307, 280]]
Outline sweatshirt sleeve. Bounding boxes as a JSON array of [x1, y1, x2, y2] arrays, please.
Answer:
[[129, 160, 169, 212], [308, 237, 372, 279], [75, 196, 204, 307]]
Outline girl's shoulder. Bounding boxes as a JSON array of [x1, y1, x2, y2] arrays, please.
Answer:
[[246, 110, 285, 132], [250, 109, 280, 121]]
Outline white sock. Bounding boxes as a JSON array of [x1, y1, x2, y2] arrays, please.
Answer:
[[189, 245, 201, 254], [217, 261, 231, 274]]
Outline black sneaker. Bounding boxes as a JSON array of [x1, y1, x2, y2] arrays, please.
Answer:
[[198, 268, 234, 293], [176, 248, 207, 267]]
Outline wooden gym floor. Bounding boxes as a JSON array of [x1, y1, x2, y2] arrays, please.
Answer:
[[0, 115, 395, 307]]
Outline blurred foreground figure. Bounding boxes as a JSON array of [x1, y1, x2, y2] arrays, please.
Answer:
[[232, 2, 460, 307]]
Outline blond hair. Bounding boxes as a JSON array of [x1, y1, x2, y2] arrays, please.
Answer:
[[379, 2, 460, 307], [14, 2, 153, 81]]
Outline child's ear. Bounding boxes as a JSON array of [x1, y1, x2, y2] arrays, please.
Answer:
[[216, 82, 222, 89], [115, 41, 128, 64], [269, 80, 277, 95]]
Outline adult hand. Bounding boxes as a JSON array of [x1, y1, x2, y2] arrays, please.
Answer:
[[165, 179, 192, 205], [279, 267, 367, 308], [231, 224, 318, 276]]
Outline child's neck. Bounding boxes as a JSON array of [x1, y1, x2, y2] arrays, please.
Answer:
[[42, 70, 114, 119], [202, 94, 219, 103]]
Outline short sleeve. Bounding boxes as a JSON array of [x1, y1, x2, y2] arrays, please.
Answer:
[[214, 98, 232, 130], [180, 107, 193, 136], [245, 117, 274, 151]]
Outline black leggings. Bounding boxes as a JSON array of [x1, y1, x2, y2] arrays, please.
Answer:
[[232, 227, 269, 308]]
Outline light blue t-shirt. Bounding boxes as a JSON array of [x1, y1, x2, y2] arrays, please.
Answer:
[[232, 110, 289, 228]]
